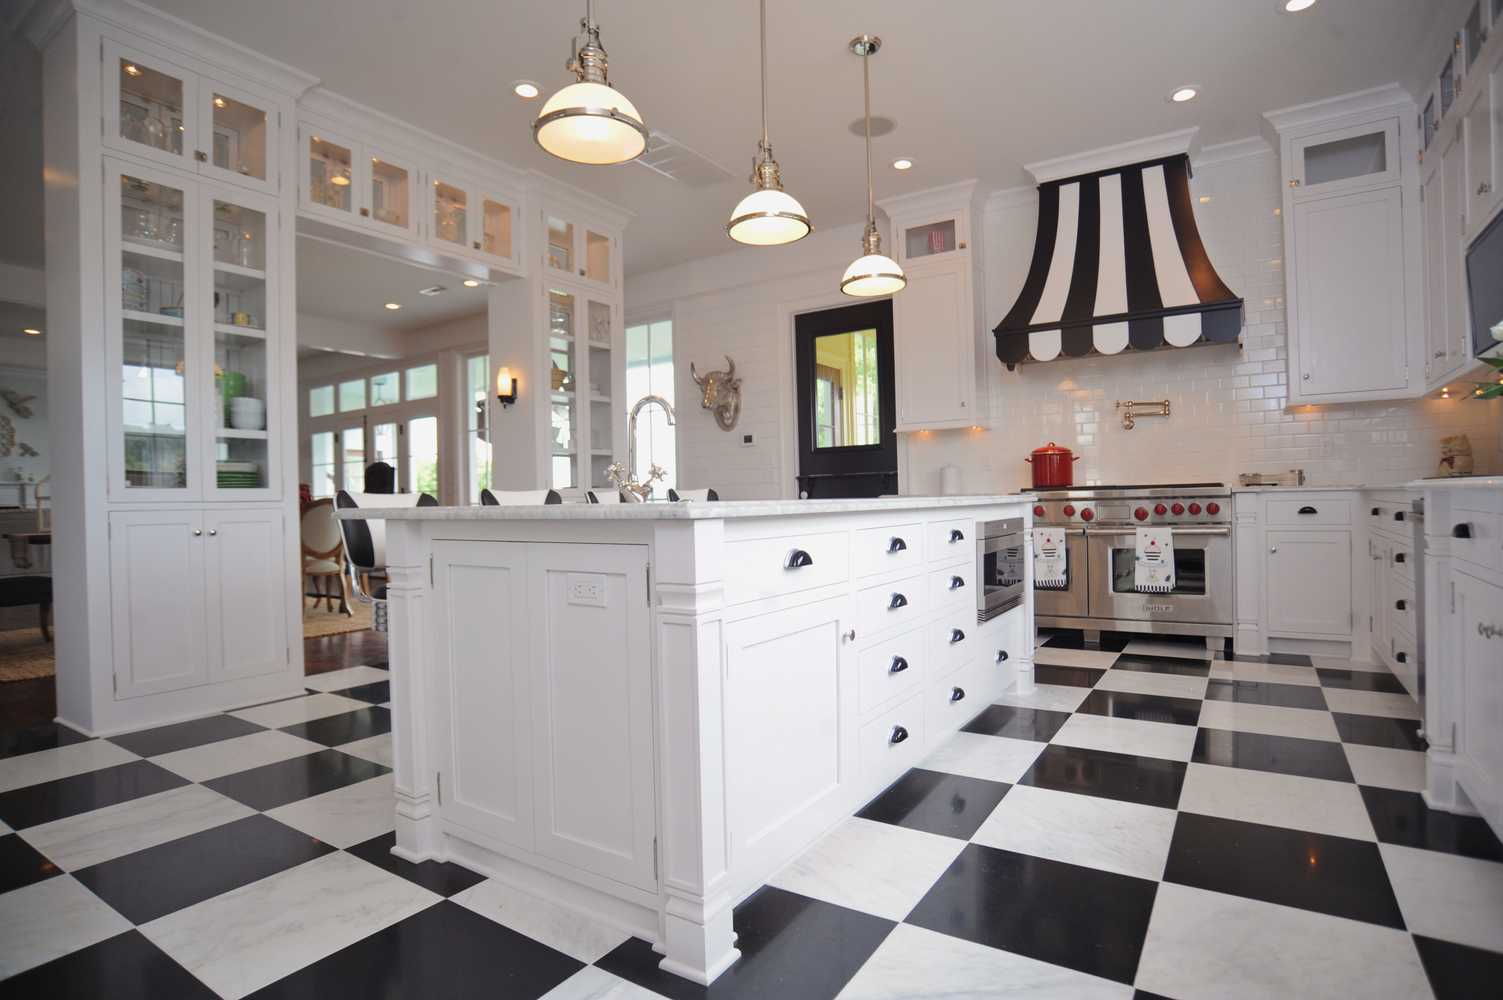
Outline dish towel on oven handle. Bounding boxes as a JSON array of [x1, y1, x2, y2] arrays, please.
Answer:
[[1033, 528, 1068, 589], [1134, 527, 1175, 593]]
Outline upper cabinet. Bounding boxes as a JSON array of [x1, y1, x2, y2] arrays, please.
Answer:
[[1460, 24, 1503, 243], [301, 125, 420, 242], [1287, 119, 1400, 198], [544, 213, 617, 290], [427, 167, 520, 271], [104, 40, 280, 197], [894, 211, 970, 266]]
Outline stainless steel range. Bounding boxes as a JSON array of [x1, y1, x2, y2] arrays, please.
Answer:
[[1028, 483, 1234, 646]]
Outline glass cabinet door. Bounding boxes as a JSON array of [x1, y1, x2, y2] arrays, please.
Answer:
[[105, 41, 197, 171], [584, 296, 617, 487], [199, 78, 276, 195], [548, 288, 578, 491], [480, 195, 514, 263], [431, 177, 469, 249], [1291, 120, 1399, 194], [899, 217, 961, 263], [368, 150, 415, 235], [546, 216, 575, 275], [306, 130, 355, 216], [584, 228, 612, 285]]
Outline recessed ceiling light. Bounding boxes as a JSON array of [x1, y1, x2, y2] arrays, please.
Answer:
[[462, 279, 481, 287], [1283, 0, 1317, 11], [892, 158, 913, 171], [1170, 86, 1198, 103], [21, 327, 41, 336], [384, 302, 401, 310], [1198, 195, 1212, 204], [513, 80, 540, 99]]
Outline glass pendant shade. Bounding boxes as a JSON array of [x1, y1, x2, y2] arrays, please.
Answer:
[[535, 81, 647, 165], [841, 252, 906, 297], [727, 187, 811, 246]]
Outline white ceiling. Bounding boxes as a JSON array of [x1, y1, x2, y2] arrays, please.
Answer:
[[295, 235, 489, 330]]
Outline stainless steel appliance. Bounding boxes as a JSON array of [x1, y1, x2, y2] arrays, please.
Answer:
[[1027, 483, 1234, 644], [977, 517, 1026, 622]]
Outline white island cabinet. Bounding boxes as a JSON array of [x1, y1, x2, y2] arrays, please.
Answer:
[[343, 495, 1034, 985]]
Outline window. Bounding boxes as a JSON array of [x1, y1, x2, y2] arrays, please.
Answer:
[[309, 431, 336, 497], [370, 371, 400, 406], [406, 363, 437, 400], [341, 426, 365, 491], [371, 422, 399, 484], [408, 415, 438, 496], [309, 385, 334, 417], [338, 378, 366, 412], [466, 354, 492, 504], [812, 328, 879, 449], [624, 318, 675, 491]]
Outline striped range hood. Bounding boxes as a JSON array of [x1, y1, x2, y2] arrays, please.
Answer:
[[993, 147, 1243, 370]]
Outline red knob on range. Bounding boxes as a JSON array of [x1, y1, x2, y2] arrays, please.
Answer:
[[1080, 508, 1095, 521], [1187, 502, 1202, 515], [1062, 504, 1076, 517], [1033, 505, 1046, 518], [1206, 502, 1221, 515], [1154, 503, 1168, 516], [1134, 507, 1149, 521], [1171, 502, 1185, 515]]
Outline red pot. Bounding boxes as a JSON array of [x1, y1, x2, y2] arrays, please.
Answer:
[[1025, 442, 1080, 488]]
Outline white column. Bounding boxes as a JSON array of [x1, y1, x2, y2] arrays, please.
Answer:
[[384, 520, 441, 861]]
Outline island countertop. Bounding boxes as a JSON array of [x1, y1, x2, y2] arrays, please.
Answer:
[[338, 493, 1033, 521]]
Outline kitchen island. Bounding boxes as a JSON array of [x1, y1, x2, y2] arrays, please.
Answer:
[[342, 495, 1034, 984]]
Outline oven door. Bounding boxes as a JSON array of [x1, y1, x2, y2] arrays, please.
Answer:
[[1086, 526, 1232, 627], [1035, 527, 1089, 619], [978, 529, 1026, 621]]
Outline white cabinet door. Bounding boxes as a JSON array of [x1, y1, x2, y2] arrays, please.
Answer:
[[1421, 160, 1453, 382], [1464, 46, 1501, 229], [1290, 187, 1407, 399], [1370, 537, 1391, 660], [1455, 570, 1503, 834], [893, 258, 973, 429], [430, 540, 535, 851], [109, 509, 210, 699], [1265, 530, 1352, 637], [1442, 132, 1470, 367], [526, 543, 656, 889], [203, 508, 287, 680]]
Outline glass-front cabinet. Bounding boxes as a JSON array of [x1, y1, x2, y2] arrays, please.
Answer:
[[544, 213, 615, 288], [1288, 119, 1400, 197], [544, 283, 620, 493], [300, 124, 419, 240], [894, 212, 968, 266], [106, 157, 279, 501], [427, 168, 519, 269]]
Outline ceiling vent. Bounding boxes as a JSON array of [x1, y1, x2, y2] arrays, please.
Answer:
[[417, 285, 447, 296], [634, 130, 737, 188]]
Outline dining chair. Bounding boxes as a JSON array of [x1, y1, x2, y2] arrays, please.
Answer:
[[585, 489, 628, 503], [333, 490, 438, 632], [299, 498, 350, 616], [667, 488, 719, 502], [480, 489, 563, 505]]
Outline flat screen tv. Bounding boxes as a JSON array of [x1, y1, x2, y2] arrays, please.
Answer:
[[1467, 208, 1503, 358]]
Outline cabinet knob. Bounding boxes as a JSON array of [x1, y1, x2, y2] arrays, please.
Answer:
[[1395, 651, 1408, 663], [843, 629, 857, 642], [887, 536, 907, 553], [1453, 523, 1473, 539], [1269, 546, 1278, 553], [1434, 350, 1446, 358], [1396, 599, 1407, 611], [784, 548, 814, 569], [889, 725, 909, 745], [359, 207, 370, 217], [194, 150, 207, 163], [950, 686, 966, 703], [1288, 178, 1301, 188], [889, 655, 909, 674], [1394, 552, 1406, 564], [1394, 511, 1405, 522], [192, 529, 203, 537], [888, 592, 908, 610], [208, 529, 217, 537], [1480, 182, 1494, 195], [1371, 507, 1380, 516], [1302, 373, 1311, 381]]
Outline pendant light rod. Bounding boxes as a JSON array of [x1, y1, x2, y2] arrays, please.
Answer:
[[841, 34, 903, 296], [760, 0, 769, 150], [726, 0, 810, 245], [862, 40, 874, 230]]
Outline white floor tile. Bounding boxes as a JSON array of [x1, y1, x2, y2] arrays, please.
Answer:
[[1051, 712, 1197, 762], [1323, 688, 1421, 720], [836, 922, 1131, 1000], [265, 773, 395, 849], [302, 666, 391, 692], [0, 875, 132, 978], [1342, 744, 1427, 793], [1380, 842, 1503, 954], [1135, 882, 1430, 1000], [150, 730, 324, 783], [541, 965, 674, 1000], [0, 818, 9, 834], [971, 783, 1176, 881], [228, 693, 368, 729], [141, 851, 438, 1000], [1176, 763, 1376, 841], [0, 740, 139, 794], [453, 878, 632, 965], [1123, 639, 1214, 661], [995, 682, 1091, 714], [920, 731, 1046, 784], [1196, 700, 1339, 742], [337, 732, 394, 768], [19, 784, 253, 871], [1095, 668, 1208, 700], [1209, 660, 1321, 687], [767, 816, 965, 922], [1033, 646, 1120, 670]]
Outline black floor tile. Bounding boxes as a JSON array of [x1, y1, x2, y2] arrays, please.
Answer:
[[905, 843, 1158, 985], [1192, 727, 1354, 782], [280, 706, 391, 747], [598, 886, 894, 1000], [346, 832, 487, 897], [1019, 744, 1186, 809], [1226, 652, 1313, 667], [0, 760, 188, 830], [329, 681, 391, 704], [1163, 812, 1404, 929], [1359, 786, 1503, 862], [1108, 654, 1211, 677], [204, 748, 389, 810], [960, 704, 1071, 742], [1134, 992, 1176, 1000], [0, 833, 61, 893], [1077, 688, 1202, 726], [1315, 668, 1406, 694], [107, 714, 265, 757], [1033, 664, 1102, 688], [1333, 713, 1426, 751], [855, 768, 1010, 840], [248, 899, 580, 1000], [73, 813, 334, 925], [0, 930, 217, 999], [1413, 934, 1503, 1000], [1203, 679, 1327, 711], [0, 722, 89, 761]]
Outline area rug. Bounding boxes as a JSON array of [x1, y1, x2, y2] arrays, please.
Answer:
[[0, 627, 55, 682], [303, 599, 374, 639]]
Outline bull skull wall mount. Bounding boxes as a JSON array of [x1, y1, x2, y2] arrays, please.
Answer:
[[689, 355, 743, 431]]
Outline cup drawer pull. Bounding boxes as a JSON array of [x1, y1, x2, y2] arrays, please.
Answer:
[[1297, 506, 1318, 515], [996, 649, 1009, 663], [889, 725, 909, 745], [949, 628, 966, 644], [887, 537, 907, 553], [949, 529, 965, 543], [948, 575, 966, 590], [784, 549, 814, 569], [950, 686, 966, 703], [888, 592, 908, 610], [889, 655, 909, 674]]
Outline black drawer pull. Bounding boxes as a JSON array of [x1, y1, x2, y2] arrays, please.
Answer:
[[784, 549, 814, 569], [888, 592, 908, 610], [949, 628, 966, 644], [1395, 651, 1408, 664], [889, 655, 909, 674], [888, 537, 907, 553], [1394, 552, 1406, 564], [950, 686, 966, 703], [1371, 507, 1380, 516], [949, 575, 966, 590], [1393, 511, 1406, 522], [949, 529, 964, 543], [1395, 599, 1407, 611], [889, 725, 909, 745], [1453, 523, 1472, 539], [1297, 506, 1318, 515], [996, 649, 1009, 663]]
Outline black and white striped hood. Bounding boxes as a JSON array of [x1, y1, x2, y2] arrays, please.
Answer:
[[993, 154, 1242, 369]]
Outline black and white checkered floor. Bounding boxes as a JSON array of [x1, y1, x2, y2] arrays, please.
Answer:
[[2, 640, 1501, 998]]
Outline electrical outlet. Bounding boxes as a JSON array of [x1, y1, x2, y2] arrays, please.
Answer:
[[740, 433, 755, 447], [566, 573, 607, 608]]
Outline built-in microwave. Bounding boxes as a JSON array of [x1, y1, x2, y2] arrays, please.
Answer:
[[977, 518, 1026, 622], [1466, 208, 1503, 358]]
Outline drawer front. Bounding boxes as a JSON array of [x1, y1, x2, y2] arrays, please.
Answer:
[[1449, 509, 1503, 576], [929, 517, 975, 564], [1390, 574, 1416, 638], [1387, 537, 1414, 579], [1388, 621, 1418, 693], [975, 605, 1026, 674], [1267, 497, 1351, 526], [724, 529, 851, 605], [926, 662, 982, 742], [853, 522, 924, 579], [858, 628, 926, 716], [860, 692, 925, 780], [931, 614, 975, 678], [931, 562, 974, 609], [854, 573, 927, 640]]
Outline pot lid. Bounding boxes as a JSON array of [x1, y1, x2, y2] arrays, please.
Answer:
[[1031, 442, 1074, 456]]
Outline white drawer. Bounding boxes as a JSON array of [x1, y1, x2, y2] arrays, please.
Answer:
[[931, 562, 974, 609], [1388, 622, 1418, 694], [1390, 575, 1416, 639], [1267, 497, 1351, 526], [928, 517, 975, 564], [926, 662, 982, 741], [1387, 537, 1414, 580], [1449, 506, 1503, 576], [724, 529, 850, 605], [858, 627, 926, 716], [975, 605, 1027, 673], [853, 522, 924, 579], [860, 692, 925, 781], [930, 614, 975, 678], [854, 573, 927, 640]]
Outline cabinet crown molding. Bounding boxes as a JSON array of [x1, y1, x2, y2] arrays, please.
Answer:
[[1262, 83, 1413, 141], [877, 179, 981, 219], [1023, 128, 1199, 185], [526, 169, 635, 231]]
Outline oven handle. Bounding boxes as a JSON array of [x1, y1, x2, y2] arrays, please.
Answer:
[[1085, 526, 1231, 537]]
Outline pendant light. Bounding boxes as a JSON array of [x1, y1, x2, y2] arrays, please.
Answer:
[[726, 0, 811, 246], [534, 0, 648, 165], [841, 34, 905, 297]]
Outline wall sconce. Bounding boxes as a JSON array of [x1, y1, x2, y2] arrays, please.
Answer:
[[496, 366, 518, 408]]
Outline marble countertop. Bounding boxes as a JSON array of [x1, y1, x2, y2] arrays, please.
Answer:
[[1407, 475, 1503, 491], [1233, 482, 1448, 494], [338, 494, 1034, 521]]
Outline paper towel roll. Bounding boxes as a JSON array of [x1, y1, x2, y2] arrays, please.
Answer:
[[940, 464, 962, 496]]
